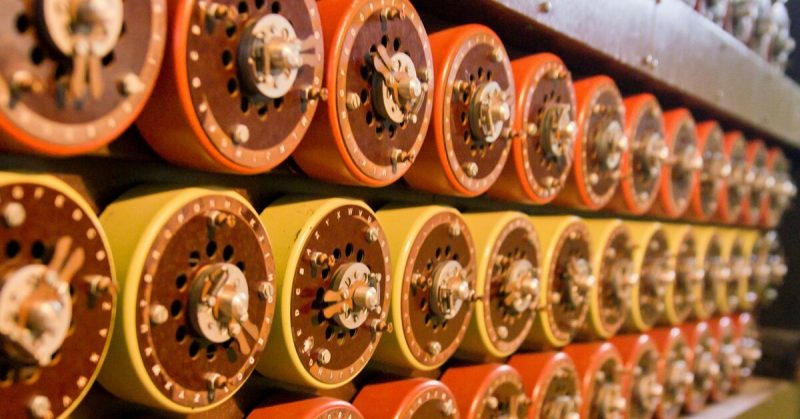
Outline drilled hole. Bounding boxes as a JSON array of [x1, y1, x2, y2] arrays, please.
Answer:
[[345, 243, 354, 257], [223, 245, 234, 261], [170, 300, 183, 317], [381, 35, 389, 48], [175, 325, 187, 343], [176, 273, 188, 290], [237, 1, 248, 14], [15, 14, 30, 33], [101, 52, 115, 67], [31, 241, 45, 259], [366, 111, 374, 126], [236, 261, 246, 272], [393, 38, 401, 51], [205, 344, 217, 361], [206, 241, 218, 257], [189, 251, 201, 267], [271, 1, 281, 13], [255, 0, 265, 9], [222, 50, 234, 68], [240, 97, 250, 113], [189, 341, 201, 358], [30, 46, 44, 65], [5, 241, 20, 258], [356, 249, 365, 262], [273, 97, 283, 110]]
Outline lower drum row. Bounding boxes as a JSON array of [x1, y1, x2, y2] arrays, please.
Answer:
[[0, 172, 780, 416], [248, 316, 760, 419]]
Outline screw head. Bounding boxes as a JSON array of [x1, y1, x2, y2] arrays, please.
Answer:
[[149, 304, 169, 325], [316, 348, 331, 365], [427, 340, 442, 355], [463, 162, 479, 178], [118, 73, 145, 96], [257, 281, 274, 302], [230, 124, 250, 145], [28, 395, 52, 419], [365, 227, 380, 243], [2, 202, 26, 228]]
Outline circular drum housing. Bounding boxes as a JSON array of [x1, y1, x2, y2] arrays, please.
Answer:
[[623, 222, 674, 333], [440, 363, 530, 418], [404, 24, 514, 197], [710, 316, 742, 401], [578, 219, 636, 340], [136, 0, 324, 174], [717, 131, 751, 224], [249, 396, 363, 419], [353, 378, 460, 418], [489, 53, 577, 204], [293, 0, 433, 187], [256, 197, 390, 389], [762, 147, 796, 228], [563, 342, 627, 419], [509, 351, 582, 419], [715, 228, 749, 314], [735, 312, 762, 389], [748, 229, 787, 309], [0, 0, 166, 156], [649, 327, 693, 419], [98, 187, 276, 413], [0, 173, 116, 419], [681, 322, 720, 413], [608, 94, 667, 215], [373, 206, 476, 371], [741, 139, 769, 226], [612, 334, 663, 419], [554, 76, 627, 210], [649, 109, 701, 219], [525, 216, 594, 349], [690, 122, 730, 221], [691, 227, 726, 320], [662, 224, 702, 325], [460, 212, 540, 359]]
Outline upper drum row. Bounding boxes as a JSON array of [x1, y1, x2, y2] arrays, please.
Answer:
[[0, 0, 794, 226]]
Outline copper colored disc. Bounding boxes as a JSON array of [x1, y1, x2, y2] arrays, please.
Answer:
[[544, 222, 591, 344], [735, 313, 761, 387], [691, 122, 727, 220], [610, 94, 665, 215], [682, 322, 718, 413], [750, 230, 786, 308], [651, 109, 699, 219], [563, 342, 625, 419], [763, 147, 794, 228], [405, 24, 514, 196], [508, 352, 581, 419], [481, 217, 539, 355], [440, 363, 529, 418], [637, 230, 670, 329], [288, 204, 390, 386], [353, 378, 460, 418], [0, 0, 165, 155], [700, 234, 724, 318], [741, 140, 769, 225], [294, 0, 433, 186], [718, 132, 749, 224], [594, 225, 633, 336], [134, 195, 274, 408], [672, 232, 699, 324], [556, 76, 625, 210], [649, 327, 691, 419], [0, 180, 115, 419], [612, 334, 661, 419], [722, 235, 746, 313], [137, 0, 324, 173], [249, 396, 363, 419], [710, 317, 738, 401], [401, 212, 476, 368], [490, 53, 576, 204]]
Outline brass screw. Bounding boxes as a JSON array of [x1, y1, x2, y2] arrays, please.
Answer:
[[346, 92, 362, 111], [2, 202, 26, 228]]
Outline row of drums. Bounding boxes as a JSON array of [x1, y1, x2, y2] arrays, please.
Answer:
[[250, 315, 761, 419], [0, 171, 782, 417], [0, 1, 795, 225]]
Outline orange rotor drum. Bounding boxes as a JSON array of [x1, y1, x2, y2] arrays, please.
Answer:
[[554, 76, 626, 211], [649, 109, 701, 219], [562, 341, 627, 419], [0, 0, 166, 156], [607, 94, 666, 215], [488, 53, 577, 204], [648, 327, 691, 419], [761, 147, 795, 228], [136, 0, 324, 174], [680, 321, 719, 413], [740, 139, 769, 225], [293, 0, 434, 187], [611, 334, 663, 419], [249, 396, 363, 419], [440, 363, 529, 418], [508, 351, 582, 419], [709, 316, 741, 402], [404, 24, 515, 196], [734, 313, 762, 390], [717, 131, 750, 224], [689, 121, 729, 221], [352, 378, 460, 418]]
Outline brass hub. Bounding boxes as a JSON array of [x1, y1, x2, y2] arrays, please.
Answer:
[[502, 259, 540, 314], [631, 350, 662, 419], [370, 46, 425, 126], [238, 13, 304, 99], [591, 361, 626, 419], [429, 260, 472, 320], [187, 263, 250, 344], [469, 81, 511, 144]]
